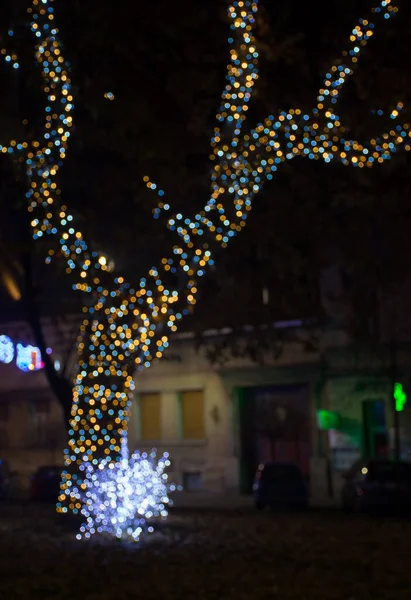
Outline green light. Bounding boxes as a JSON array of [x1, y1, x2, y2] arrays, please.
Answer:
[[394, 382, 407, 412], [317, 410, 340, 431]]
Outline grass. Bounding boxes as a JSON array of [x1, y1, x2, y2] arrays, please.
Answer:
[[1, 504, 411, 599]]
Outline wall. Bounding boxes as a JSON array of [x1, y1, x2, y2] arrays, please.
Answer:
[[0, 316, 77, 492], [0, 317, 351, 496], [323, 372, 411, 499], [0, 390, 65, 494], [130, 357, 235, 492], [130, 336, 322, 493]]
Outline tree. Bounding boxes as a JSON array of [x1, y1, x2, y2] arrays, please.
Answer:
[[0, 0, 309, 434], [0, 0, 410, 535]]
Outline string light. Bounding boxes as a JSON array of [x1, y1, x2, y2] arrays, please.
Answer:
[[77, 447, 175, 541], [1, 0, 409, 531], [148, 0, 408, 301]]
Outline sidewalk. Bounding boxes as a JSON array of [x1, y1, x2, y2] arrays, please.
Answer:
[[171, 491, 253, 511], [170, 491, 339, 511]]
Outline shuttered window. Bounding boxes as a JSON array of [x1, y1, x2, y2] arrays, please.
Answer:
[[180, 390, 205, 439], [140, 393, 161, 440]]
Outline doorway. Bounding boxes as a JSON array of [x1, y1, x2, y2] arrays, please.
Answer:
[[238, 384, 311, 493], [362, 399, 388, 459]]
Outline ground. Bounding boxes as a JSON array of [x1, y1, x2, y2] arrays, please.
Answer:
[[1, 504, 411, 599]]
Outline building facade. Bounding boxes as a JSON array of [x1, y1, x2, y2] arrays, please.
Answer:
[[0, 317, 73, 494], [126, 333, 322, 496], [1, 316, 411, 503]]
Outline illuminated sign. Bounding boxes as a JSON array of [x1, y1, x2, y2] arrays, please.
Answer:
[[317, 410, 340, 431], [0, 334, 45, 372], [0, 335, 14, 364], [394, 382, 407, 412], [16, 343, 44, 372]]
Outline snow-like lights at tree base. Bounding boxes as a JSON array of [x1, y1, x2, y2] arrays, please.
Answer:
[[1, 0, 410, 538], [77, 447, 176, 541]]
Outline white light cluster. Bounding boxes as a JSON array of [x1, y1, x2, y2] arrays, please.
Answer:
[[76, 449, 175, 541]]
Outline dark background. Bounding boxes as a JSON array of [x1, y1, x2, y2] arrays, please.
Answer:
[[1, 0, 411, 334]]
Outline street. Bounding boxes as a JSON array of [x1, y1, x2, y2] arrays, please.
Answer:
[[1, 504, 410, 599]]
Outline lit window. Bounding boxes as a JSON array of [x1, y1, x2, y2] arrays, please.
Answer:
[[140, 393, 161, 440], [180, 391, 205, 439]]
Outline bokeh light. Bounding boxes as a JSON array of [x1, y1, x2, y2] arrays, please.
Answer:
[[75, 448, 175, 541]]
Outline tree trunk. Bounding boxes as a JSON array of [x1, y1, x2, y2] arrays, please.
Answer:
[[22, 249, 73, 425]]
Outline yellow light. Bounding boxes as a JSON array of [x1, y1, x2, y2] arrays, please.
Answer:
[[1, 271, 22, 301]]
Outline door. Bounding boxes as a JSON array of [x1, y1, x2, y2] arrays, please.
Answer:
[[362, 400, 388, 459], [238, 384, 311, 493]]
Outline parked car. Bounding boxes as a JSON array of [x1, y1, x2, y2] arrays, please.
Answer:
[[253, 462, 309, 511], [0, 459, 12, 501], [341, 458, 411, 513], [30, 466, 64, 502]]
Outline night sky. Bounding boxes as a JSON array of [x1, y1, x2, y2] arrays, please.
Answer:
[[1, 0, 411, 327]]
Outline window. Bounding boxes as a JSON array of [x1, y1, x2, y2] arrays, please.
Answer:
[[0, 402, 9, 449], [140, 393, 161, 440], [183, 472, 203, 492], [30, 398, 51, 446], [180, 390, 205, 439]]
